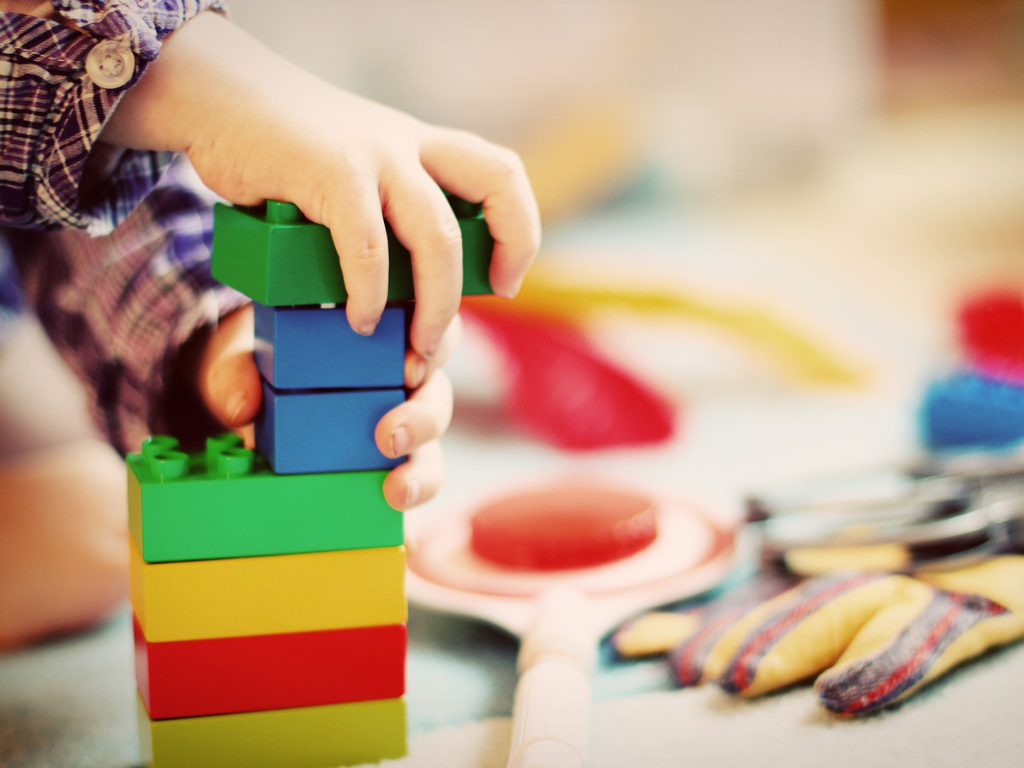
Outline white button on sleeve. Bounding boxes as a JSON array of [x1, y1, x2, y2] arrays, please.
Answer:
[[85, 40, 135, 89]]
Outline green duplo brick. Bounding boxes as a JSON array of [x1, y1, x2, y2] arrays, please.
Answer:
[[128, 434, 402, 563], [212, 197, 494, 306], [138, 695, 407, 768]]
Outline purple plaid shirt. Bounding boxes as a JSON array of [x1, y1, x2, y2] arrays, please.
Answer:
[[0, 1, 246, 453]]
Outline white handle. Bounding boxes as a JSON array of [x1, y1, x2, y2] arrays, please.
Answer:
[[507, 587, 594, 768]]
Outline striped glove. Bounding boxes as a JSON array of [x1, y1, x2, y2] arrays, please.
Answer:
[[615, 557, 1024, 716]]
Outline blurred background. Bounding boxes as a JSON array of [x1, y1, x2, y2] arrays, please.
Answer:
[[230, 0, 1024, 490], [227, 0, 1024, 222], [230, 0, 878, 199], [228, 0, 1024, 342], [231, 0, 877, 199]]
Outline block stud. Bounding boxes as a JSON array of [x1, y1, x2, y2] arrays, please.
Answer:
[[148, 451, 190, 482], [265, 200, 305, 224], [213, 448, 256, 479], [139, 436, 189, 480], [142, 435, 180, 461], [206, 434, 244, 462]]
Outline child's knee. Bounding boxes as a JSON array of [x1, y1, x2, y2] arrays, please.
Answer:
[[0, 441, 127, 650]]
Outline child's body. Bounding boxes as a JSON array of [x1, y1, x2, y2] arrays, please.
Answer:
[[0, 2, 539, 649]]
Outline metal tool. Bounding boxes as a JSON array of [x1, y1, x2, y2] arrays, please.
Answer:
[[746, 451, 1024, 573]]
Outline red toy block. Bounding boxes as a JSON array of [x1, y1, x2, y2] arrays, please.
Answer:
[[134, 616, 406, 720]]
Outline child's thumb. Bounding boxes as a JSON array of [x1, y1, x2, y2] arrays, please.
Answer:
[[204, 350, 262, 429], [196, 306, 262, 430]]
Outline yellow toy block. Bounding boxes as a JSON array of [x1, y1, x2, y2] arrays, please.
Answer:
[[138, 694, 406, 767], [130, 539, 406, 642]]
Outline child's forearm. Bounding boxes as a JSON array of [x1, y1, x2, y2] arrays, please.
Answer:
[[100, 11, 316, 185]]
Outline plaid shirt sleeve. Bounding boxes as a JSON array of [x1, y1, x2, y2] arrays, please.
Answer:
[[10, 155, 248, 454], [0, 2, 246, 452], [0, 0, 225, 234]]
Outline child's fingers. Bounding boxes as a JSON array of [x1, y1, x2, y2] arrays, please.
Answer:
[[405, 314, 463, 390], [419, 128, 541, 299], [375, 369, 454, 462], [381, 439, 445, 511], [381, 166, 463, 358], [321, 176, 391, 336]]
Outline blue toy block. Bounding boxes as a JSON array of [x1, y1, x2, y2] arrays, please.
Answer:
[[920, 372, 1024, 450], [254, 303, 407, 390], [256, 380, 405, 474]]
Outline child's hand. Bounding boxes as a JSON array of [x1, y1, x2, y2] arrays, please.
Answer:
[[102, 11, 540, 372], [195, 305, 461, 511], [101, 12, 537, 509]]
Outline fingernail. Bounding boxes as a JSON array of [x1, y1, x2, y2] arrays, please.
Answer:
[[390, 425, 410, 458], [407, 357, 427, 389], [356, 321, 378, 336], [404, 478, 421, 508], [498, 276, 524, 299], [226, 390, 247, 423]]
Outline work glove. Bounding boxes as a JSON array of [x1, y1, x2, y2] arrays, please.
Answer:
[[614, 556, 1024, 716]]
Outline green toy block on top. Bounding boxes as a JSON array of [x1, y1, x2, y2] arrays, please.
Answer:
[[212, 197, 494, 306], [128, 434, 402, 563]]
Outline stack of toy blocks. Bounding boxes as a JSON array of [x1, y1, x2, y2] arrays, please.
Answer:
[[130, 197, 493, 767]]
